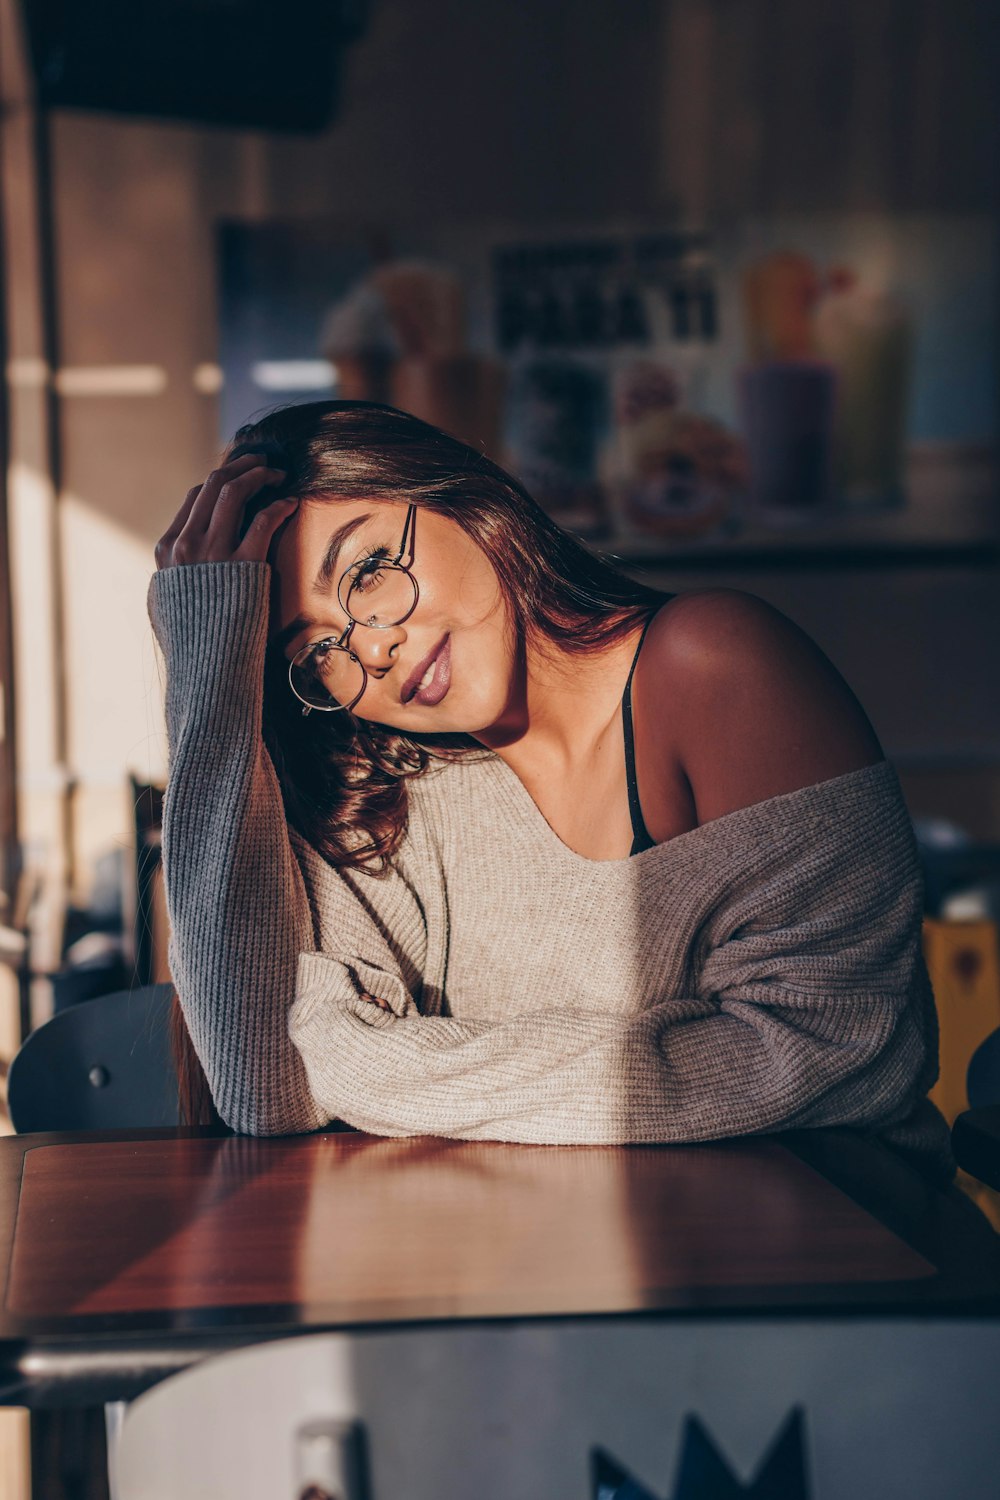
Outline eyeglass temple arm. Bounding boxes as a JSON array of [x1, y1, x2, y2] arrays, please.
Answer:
[[394, 503, 416, 568]]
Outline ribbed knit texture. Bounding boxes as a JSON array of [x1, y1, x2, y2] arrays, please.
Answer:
[[150, 561, 951, 1170]]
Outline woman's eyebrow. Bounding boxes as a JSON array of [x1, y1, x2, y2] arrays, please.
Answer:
[[314, 512, 373, 593], [271, 513, 374, 656]]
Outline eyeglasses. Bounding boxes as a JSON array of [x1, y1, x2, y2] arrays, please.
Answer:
[[288, 504, 418, 715]]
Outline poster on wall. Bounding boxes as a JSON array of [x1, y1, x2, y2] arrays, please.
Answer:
[[217, 215, 998, 555]]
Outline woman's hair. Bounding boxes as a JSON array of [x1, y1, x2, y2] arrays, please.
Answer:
[[173, 398, 669, 1125], [227, 399, 669, 872]]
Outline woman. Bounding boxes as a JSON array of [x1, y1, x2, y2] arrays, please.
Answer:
[[150, 400, 948, 1166]]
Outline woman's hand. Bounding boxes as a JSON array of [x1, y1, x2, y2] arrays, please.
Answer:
[[358, 991, 393, 1012], [155, 452, 296, 570]]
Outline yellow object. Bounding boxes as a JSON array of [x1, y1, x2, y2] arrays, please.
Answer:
[[923, 918, 1000, 1124]]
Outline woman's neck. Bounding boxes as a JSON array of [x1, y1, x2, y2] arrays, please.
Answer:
[[472, 623, 645, 781]]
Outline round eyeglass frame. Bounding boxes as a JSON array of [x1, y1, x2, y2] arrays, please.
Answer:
[[288, 504, 418, 716]]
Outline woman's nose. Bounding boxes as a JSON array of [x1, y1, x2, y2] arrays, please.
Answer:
[[352, 621, 407, 672]]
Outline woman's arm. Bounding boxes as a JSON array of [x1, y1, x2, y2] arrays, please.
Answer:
[[288, 764, 939, 1149], [151, 459, 426, 1135]]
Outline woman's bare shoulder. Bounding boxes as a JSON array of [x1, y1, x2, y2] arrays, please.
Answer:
[[640, 589, 884, 825]]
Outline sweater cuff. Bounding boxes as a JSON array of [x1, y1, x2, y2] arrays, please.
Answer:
[[291, 950, 415, 1034], [148, 561, 271, 682]]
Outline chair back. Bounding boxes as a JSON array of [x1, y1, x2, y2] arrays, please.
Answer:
[[7, 984, 179, 1133], [968, 1028, 1000, 1110], [117, 1323, 1000, 1500]]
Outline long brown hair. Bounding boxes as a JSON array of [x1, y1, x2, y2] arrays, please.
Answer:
[[173, 400, 670, 1123]]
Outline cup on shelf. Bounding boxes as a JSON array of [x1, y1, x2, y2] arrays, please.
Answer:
[[814, 288, 912, 510], [739, 359, 837, 526]]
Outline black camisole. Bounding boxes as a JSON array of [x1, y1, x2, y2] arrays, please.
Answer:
[[621, 615, 657, 856]]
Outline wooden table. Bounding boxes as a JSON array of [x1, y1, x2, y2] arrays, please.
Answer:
[[0, 1125, 998, 1408]]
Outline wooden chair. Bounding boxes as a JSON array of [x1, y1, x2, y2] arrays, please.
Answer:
[[924, 917, 1000, 1125]]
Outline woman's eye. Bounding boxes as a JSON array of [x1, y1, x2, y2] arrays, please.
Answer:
[[350, 549, 390, 594]]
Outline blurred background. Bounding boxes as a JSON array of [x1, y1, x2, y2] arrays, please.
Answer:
[[0, 0, 998, 1126]]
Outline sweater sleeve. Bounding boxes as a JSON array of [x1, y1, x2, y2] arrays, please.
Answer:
[[149, 562, 426, 1136], [287, 776, 941, 1149]]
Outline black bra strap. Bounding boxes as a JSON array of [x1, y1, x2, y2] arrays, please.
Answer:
[[622, 617, 656, 854]]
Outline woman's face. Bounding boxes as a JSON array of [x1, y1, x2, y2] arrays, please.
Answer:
[[271, 497, 516, 734]]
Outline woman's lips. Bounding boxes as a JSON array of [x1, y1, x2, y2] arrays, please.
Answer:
[[404, 635, 451, 707]]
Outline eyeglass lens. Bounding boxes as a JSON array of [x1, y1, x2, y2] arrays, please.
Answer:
[[290, 561, 418, 710], [339, 557, 418, 629], [290, 640, 367, 710]]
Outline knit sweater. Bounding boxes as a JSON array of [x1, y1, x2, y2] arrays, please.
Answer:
[[149, 561, 950, 1168]]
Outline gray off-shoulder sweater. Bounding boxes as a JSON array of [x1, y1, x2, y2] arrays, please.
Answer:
[[149, 561, 950, 1167]]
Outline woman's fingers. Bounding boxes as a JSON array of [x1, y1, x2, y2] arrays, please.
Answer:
[[358, 992, 393, 1011], [233, 497, 299, 564], [170, 452, 271, 554], [158, 483, 203, 548], [203, 464, 287, 554], [154, 484, 203, 568], [160, 455, 288, 567], [157, 455, 265, 567]]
